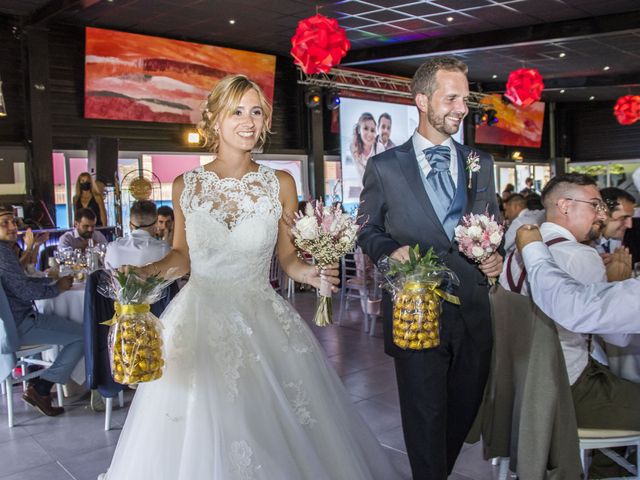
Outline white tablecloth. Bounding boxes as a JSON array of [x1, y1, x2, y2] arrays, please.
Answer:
[[35, 282, 86, 384]]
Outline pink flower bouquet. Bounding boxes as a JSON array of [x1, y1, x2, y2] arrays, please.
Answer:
[[454, 210, 504, 285], [291, 201, 359, 326]]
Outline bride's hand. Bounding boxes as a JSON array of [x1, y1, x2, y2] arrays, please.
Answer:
[[303, 264, 340, 293]]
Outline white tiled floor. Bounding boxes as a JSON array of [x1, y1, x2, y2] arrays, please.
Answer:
[[0, 291, 505, 480]]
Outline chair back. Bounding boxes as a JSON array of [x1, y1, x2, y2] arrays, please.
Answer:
[[0, 281, 19, 381], [476, 285, 582, 479], [83, 270, 123, 398]]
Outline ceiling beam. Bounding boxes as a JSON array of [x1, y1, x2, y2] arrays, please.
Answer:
[[342, 10, 640, 66], [479, 72, 640, 92]]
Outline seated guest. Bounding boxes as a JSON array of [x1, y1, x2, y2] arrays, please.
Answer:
[[0, 205, 83, 416], [105, 201, 171, 270], [155, 205, 174, 246], [596, 187, 635, 263], [58, 208, 107, 251], [502, 193, 544, 253], [502, 177, 640, 443], [517, 224, 639, 327], [526, 192, 544, 212]]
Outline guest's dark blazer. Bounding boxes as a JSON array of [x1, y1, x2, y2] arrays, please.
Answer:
[[357, 138, 501, 357]]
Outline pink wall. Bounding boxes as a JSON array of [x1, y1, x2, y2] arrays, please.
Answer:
[[151, 154, 201, 183]]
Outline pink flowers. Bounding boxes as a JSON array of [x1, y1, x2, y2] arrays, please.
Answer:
[[454, 211, 504, 263]]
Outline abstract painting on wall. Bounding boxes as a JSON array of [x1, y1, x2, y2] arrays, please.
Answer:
[[475, 94, 545, 148], [85, 27, 276, 124]]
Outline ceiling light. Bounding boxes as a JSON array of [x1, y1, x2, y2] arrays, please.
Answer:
[[589, 96, 595, 100], [559, 89, 565, 94], [446, 16, 454, 22], [229, 19, 236, 25], [558, 52, 566, 58], [603, 66, 610, 71], [492, 74, 497, 79], [305, 89, 321, 109]]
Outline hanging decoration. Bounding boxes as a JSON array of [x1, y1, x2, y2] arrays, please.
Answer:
[[613, 95, 640, 125], [504, 68, 544, 107], [290, 14, 350, 75]]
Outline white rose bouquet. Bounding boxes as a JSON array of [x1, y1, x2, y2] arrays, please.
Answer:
[[454, 209, 504, 285], [291, 201, 359, 326]]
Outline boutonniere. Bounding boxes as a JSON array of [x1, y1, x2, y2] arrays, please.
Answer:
[[466, 151, 481, 188]]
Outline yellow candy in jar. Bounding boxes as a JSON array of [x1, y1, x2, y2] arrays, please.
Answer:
[[409, 340, 420, 349], [417, 332, 427, 341], [395, 339, 409, 349]]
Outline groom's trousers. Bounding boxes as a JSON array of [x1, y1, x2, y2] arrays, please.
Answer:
[[393, 299, 491, 480]]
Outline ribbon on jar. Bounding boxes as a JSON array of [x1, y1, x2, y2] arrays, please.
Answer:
[[100, 302, 151, 326]]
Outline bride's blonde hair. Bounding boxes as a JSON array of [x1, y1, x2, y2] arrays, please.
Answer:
[[198, 75, 272, 153]]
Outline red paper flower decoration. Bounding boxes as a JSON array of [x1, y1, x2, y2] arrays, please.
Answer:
[[613, 95, 640, 126], [504, 68, 544, 107], [290, 14, 350, 75]]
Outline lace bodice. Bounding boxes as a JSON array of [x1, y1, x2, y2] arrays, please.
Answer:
[[180, 164, 282, 287]]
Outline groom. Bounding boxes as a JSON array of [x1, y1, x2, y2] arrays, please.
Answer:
[[357, 57, 503, 479]]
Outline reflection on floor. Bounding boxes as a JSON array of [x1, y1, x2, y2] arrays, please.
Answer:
[[0, 291, 505, 480]]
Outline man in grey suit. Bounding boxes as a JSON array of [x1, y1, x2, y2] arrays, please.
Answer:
[[357, 57, 503, 479]]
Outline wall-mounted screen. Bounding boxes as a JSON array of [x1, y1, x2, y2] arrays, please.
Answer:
[[475, 94, 545, 148], [339, 97, 463, 209], [84, 27, 276, 124]]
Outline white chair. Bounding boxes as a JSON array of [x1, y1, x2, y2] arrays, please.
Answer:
[[579, 428, 640, 479], [0, 282, 64, 427], [104, 390, 125, 431], [337, 249, 370, 329], [365, 267, 384, 336]]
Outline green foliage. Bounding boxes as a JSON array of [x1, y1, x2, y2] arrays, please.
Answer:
[[389, 245, 447, 277]]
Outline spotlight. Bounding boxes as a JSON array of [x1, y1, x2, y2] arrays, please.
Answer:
[[305, 89, 321, 109], [325, 90, 340, 110], [485, 109, 498, 126], [187, 131, 200, 144]]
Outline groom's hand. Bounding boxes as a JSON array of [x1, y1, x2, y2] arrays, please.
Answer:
[[479, 252, 503, 278], [390, 246, 411, 262]]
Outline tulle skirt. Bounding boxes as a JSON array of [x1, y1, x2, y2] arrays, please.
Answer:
[[101, 278, 398, 479]]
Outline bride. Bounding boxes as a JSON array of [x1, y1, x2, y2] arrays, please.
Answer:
[[100, 75, 398, 479]]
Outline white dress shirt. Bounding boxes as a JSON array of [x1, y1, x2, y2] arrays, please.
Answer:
[[58, 229, 107, 251], [503, 208, 546, 254], [104, 229, 171, 270], [500, 222, 623, 384], [522, 241, 640, 331], [412, 131, 458, 188]]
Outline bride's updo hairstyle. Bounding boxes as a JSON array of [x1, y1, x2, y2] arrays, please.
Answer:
[[198, 74, 272, 153]]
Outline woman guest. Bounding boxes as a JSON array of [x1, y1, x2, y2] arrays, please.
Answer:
[[73, 172, 107, 227], [350, 112, 377, 177]]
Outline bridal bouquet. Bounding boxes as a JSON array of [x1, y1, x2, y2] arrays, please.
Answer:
[[291, 201, 358, 326], [99, 269, 174, 384], [454, 210, 504, 285], [379, 246, 460, 350]]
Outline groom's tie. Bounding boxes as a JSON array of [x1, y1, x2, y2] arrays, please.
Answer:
[[424, 145, 455, 210]]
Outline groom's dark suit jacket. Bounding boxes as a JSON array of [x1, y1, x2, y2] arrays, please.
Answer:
[[357, 138, 501, 357]]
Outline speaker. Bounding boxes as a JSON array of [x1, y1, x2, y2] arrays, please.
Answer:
[[88, 137, 119, 186]]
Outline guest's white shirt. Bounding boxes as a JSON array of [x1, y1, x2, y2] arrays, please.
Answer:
[[522, 241, 640, 331], [104, 229, 170, 270], [412, 131, 458, 188], [500, 222, 628, 384], [58, 228, 107, 251], [504, 208, 545, 253]]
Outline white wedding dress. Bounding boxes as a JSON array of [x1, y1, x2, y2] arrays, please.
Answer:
[[101, 165, 398, 479]]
